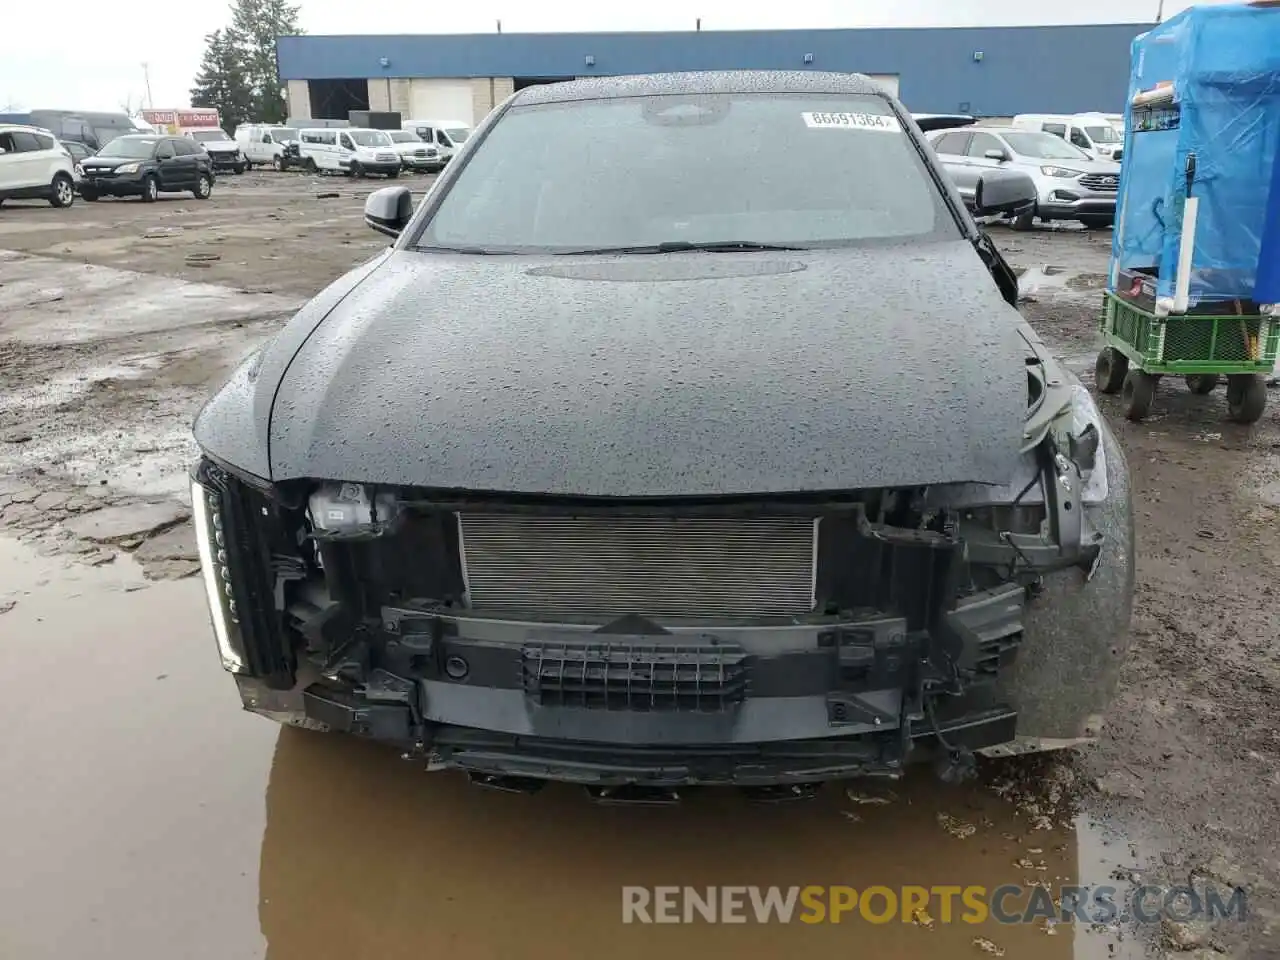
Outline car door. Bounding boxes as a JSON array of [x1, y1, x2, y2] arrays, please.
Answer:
[[929, 131, 976, 200], [153, 139, 182, 189], [1067, 125, 1097, 158], [963, 131, 1011, 188], [338, 132, 356, 167], [177, 138, 202, 183], [0, 131, 24, 191], [8, 131, 48, 188]]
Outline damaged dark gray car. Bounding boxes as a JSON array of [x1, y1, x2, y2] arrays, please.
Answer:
[[191, 71, 1133, 801]]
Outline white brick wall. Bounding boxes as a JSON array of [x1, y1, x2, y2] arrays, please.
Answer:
[[470, 78, 514, 124], [286, 80, 311, 120], [368, 78, 392, 112]]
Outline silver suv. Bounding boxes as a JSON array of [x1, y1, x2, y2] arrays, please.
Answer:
[[927, 126, 1120, 230]]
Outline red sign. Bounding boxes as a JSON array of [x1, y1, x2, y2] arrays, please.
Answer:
[[141, 108, 222, 129]]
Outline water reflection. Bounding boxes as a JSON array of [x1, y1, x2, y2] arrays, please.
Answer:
[[259, 729, 1084, 960]]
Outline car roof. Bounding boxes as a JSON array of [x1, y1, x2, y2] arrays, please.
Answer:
[[512, 70, 892, 106], [0, 123, 53, 134]]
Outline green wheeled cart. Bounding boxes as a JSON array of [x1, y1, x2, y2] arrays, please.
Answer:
[[1096, 290, 1279, 423]]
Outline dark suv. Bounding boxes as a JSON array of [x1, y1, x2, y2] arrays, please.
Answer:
[[79, 135, 214, 202]]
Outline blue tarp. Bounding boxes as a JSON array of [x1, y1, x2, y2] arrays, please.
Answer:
[[1111, 3, 1280, 306]]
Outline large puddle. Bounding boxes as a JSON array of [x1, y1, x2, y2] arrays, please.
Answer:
[[0, 537, 1144, 960]]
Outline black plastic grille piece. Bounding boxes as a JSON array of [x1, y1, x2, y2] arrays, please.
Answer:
[[203, 462, 294, 685], [521, 640, 748, 712], [974, 630, 1022, 677]]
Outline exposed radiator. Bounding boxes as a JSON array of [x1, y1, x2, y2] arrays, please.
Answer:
[[457, 513, 819, 619]]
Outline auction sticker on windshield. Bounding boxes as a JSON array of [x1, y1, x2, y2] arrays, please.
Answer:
[[802, 112, 902, 132]]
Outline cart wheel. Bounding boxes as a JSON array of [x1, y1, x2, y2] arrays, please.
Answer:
[[1095, 348, 1129, 394], [1184, 374, 1220, 395], [1226, 374, 1267, 424], [1121, 371, 1157, 422]]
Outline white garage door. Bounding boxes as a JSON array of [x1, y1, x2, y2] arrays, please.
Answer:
[[409, 80, 475, 125], [867, 74, 900, 98]]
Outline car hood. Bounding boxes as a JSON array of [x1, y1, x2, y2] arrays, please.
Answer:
[[200, 141, 238, 151], [81, 156, 137, 169], [266, 241, 1031, 498]]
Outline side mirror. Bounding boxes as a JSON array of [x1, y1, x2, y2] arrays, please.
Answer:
[[984, 149, 1009, 162], [365, 185, 414, 238], [973, 170, 1038, 217]]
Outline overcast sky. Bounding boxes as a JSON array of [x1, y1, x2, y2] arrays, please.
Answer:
[[1, 0, 1221, 113]]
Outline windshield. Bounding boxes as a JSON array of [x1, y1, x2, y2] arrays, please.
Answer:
[[189, 129, 231, 142], [1084, 124, 1121, 143], [444, 127, 470, 144], [417, 93, 956, 253], [388, 131, 420, 143], [95, 127, 128, 148], [96, 136, 158, 159], [1001, 131, 1093, 160], [350, 129, 392, 147]]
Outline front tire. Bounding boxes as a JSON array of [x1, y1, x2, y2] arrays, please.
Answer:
[[305, 157, 317, 173], [1011, 203, 1037, 232], [272, 155, 284, 172], [49, 173, 75, 208], [387, 167, 399, 178], [139, 175, 158, 203], [192, 173, 213, 200], [80, 189, 98, 202], [349, 161, 363, 178]]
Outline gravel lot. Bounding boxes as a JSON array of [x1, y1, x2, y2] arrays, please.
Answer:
[[0, 170, 1277, 959]]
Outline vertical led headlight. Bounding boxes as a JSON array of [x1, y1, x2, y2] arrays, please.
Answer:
[[191, 474, 249, 674]]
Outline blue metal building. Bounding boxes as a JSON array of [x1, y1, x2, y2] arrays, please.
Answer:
[[276, 24, 1150, 123]]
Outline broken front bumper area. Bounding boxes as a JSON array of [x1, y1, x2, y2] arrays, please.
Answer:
[[236, 581, 1034, 787]]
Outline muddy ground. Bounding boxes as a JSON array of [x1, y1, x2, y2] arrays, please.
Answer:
[[0, 172, 1278, 959]]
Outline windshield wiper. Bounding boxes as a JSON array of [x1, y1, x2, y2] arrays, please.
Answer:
[[558, 240, 807, 255], [416, 244, 499, 255]]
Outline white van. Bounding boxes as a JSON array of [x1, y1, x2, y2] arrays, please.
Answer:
[[400, 119, 472, 163], [298, 127, 401, 177], [235, 123, 301, 170], [1011, 114, 1124, 161]]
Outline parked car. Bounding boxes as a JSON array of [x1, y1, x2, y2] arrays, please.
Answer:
[[386, 130, 442, 173], [915, 114, 1037, 223], [927, 126, 1120, 229], [0, 123, 77, 208], [298, 127, 400, 177], [192, 71, 1133, 798], [400, 119, 471, 163], [236, 124, 302, 170], [0, 109, 144, 151], [62, 139, 93, 165], [184, 128, 246, 174], [78, 135, 214, 202], [1011, 113, 1125, 161]]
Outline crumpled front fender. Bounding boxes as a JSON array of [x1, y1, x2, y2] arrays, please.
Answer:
[[995, 419, 1135, 743]]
